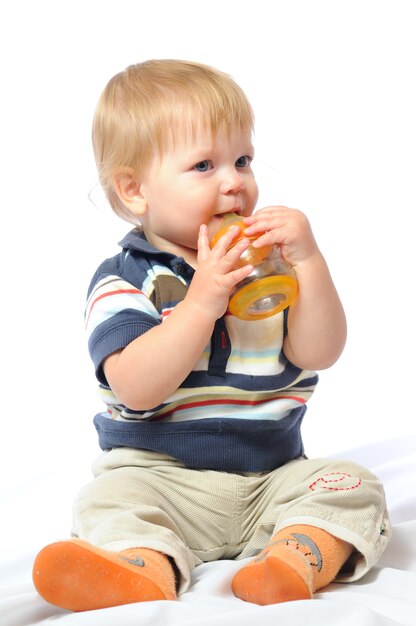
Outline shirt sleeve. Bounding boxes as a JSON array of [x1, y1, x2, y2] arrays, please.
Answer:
[[85, 274, 160, 385]]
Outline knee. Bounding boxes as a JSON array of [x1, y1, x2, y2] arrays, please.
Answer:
[[322, 458, 383, 484], [309, 458, 387, 507]]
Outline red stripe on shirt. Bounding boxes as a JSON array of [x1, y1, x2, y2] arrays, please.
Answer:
[[86, 288, 143, 325], [152, 395, 306, 421]]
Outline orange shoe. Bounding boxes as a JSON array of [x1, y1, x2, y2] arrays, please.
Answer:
[[232, 524, 353, 605], [33, 539, 177, 611], [232, 542, 313, 605]]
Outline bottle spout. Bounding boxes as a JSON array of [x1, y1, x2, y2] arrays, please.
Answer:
[[208, 212, 245, 248]]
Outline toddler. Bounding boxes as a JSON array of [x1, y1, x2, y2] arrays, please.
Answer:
[[33, 59, 390, 611]]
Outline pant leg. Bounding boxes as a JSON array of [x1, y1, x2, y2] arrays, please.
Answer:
[[238, 457, 391, 582], [72, 448, 243, 592]]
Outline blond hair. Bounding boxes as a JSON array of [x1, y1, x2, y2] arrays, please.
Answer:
[[92, 59, 254, 223]]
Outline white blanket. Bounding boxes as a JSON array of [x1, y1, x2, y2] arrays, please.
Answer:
[[1, 436, 415, 626]]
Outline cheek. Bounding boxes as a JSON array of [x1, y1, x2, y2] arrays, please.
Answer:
[[144, 183, 167, 207], [250, 181, 259, 206]]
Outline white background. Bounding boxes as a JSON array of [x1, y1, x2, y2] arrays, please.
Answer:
[[1, 1, 415, 562]]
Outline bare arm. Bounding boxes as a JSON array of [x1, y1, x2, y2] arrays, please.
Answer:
[[103, 225, 253, 410], [104, 299, 214, 410], [283, 250, 347, 370], [243, 207, 347, 371]]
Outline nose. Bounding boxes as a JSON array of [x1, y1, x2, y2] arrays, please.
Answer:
[[220, 168, 246, 194]]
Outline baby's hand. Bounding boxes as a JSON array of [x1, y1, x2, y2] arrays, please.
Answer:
[[185, 224, 253, 321], [243, 206, 319, 267]]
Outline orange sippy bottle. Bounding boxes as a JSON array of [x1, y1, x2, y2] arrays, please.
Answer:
[[209, 213, 298, 321]]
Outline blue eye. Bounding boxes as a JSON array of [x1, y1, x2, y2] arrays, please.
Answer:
[[236, 155, 252, 168], [194, 160, 212, 172]]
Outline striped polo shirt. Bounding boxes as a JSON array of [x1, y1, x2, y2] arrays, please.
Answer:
[[86, 229, 318, 472]]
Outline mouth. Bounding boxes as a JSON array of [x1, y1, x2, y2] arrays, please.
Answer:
[[214, 208, 243, 220], [207, 210, 246, 244], [209, 209, 244, 231]]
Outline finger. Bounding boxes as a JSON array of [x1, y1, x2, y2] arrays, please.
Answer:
[[221, 237, 250, 267], [244, 206, 290, 225], [243, 218, 287, 242], [244, 212, 285, 228], [225, 263, 254, 288], [244, 206, 287, 221], [210, 224, 242, 256], [197, 224, 211, 261], [250, 231, 282, 248]]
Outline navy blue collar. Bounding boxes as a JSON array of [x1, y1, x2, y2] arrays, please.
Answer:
[[119, 228, 165, 255], [119, 229, 194, 280]]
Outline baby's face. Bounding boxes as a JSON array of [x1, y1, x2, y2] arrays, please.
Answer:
[[137, 122, 259, 264]]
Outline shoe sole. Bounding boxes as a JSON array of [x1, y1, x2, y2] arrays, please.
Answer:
[[32, 540, 166, 611], [232, 555, 313, 605]]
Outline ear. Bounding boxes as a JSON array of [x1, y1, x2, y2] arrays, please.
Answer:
[[113, 170, 148, 217]]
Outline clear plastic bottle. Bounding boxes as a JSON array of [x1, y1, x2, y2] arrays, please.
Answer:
[[209, 213, 298, 320]]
